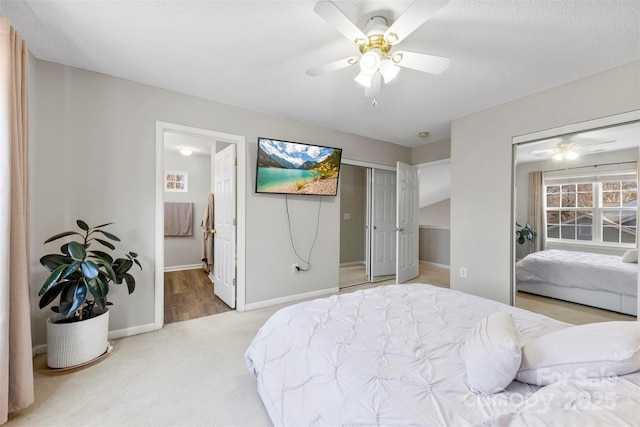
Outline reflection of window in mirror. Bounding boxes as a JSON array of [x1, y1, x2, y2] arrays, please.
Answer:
[[513, 118, 639, 325]]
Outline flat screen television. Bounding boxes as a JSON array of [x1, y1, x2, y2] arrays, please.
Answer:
[[256, 137, 343, 196]]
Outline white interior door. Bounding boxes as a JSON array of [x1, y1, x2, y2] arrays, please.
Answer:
[[213, 144, 236, 308], [396, 162, 420, 283], [371, 169, 396, 276]]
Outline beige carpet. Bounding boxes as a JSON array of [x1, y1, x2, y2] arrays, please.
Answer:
[[8, 307, 281, 426]]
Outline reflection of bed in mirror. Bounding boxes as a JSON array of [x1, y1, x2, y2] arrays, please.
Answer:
[[516, 249, 637, 315]]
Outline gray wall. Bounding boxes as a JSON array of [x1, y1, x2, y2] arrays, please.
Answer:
[[420, 198, 450, 228], [451, 61, 640, 304], [30, 60, 411, 346], [339, 165, 367, 264], [163, 150, 211, 269], [412, 138, 451, 164], [419, 227, 450, 266]]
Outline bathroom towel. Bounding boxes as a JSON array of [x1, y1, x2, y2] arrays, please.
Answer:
[[164, 202, 193, 236]]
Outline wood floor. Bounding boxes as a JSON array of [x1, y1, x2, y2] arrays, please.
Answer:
[[164, 269, 232, 324], [339, 262, 450, 293], [515, 291, 636, 325]]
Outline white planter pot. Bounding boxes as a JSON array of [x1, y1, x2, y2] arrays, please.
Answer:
[[46, 309, 110, 369]]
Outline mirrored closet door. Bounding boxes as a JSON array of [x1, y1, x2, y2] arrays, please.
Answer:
[[339, 164, 396, 289], [512, 113, 639, 324]]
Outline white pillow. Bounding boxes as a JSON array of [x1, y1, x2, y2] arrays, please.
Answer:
[[622, 249, 638, 263], [463, 312, 521, 394], [517, 321, 640, 386]]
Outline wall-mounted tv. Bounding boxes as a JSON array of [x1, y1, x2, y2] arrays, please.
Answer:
[[256, 137, 343, 196]]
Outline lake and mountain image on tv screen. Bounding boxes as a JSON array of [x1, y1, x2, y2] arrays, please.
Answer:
[[256, 138, 342, 195]]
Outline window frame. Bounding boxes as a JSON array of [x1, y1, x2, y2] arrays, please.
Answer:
[[544, 172, 637, 248]]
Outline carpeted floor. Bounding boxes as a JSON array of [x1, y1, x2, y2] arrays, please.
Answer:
[[9, 307, 281, 426]]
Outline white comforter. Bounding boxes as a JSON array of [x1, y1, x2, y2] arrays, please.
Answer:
[[245, 284, 640, 426], [516, 249, 638, 296]]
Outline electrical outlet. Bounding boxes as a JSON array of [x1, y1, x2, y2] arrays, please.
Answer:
[[292, 263, 299, 274], [460, 267, 468, 278]]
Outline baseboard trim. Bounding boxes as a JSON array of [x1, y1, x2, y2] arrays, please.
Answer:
[[32, 323, 156, 356], [244, 287, 338, 311], [109, 323, 156, 340], [164, 264, 202, 272], [419, 260, 450, 269]]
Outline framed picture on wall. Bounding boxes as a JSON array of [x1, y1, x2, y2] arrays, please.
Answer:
[[164, 170, 188, 192]]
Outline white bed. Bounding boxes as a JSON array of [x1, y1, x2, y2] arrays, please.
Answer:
[[516, 249, 638, 315], [245, 284, 640, 426]]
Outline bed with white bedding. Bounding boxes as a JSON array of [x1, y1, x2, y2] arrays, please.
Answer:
[[516, 249, 638, 315], [245, 284, 640, 426]]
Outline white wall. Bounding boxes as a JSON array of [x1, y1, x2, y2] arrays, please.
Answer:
[[163, 150, 210, 269], [30, 60, 411, 346], [451, 61, 640, 304]]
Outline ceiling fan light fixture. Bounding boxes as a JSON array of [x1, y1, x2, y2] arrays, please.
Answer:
[[379, 57, 400, 83], [565, 150, 579, 160], [359, 48, 381, 75], [355, 70, 373, 87]]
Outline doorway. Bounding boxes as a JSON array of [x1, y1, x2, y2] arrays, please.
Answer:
[[339, 163, 397, 288], [154, 122, 246, 330]]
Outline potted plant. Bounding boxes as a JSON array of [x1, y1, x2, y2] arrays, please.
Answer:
[[39, 220, 141, 368], [516, 223, 537, 245]]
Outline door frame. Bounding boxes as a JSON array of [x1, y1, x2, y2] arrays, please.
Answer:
[[155, 121, 246, 330]]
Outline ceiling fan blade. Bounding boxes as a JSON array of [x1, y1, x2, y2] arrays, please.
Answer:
[[314, 1, 367, 44], [393, 51, 450, 75], [529, 148, 557, 156], [306, 57, 359, 77], [364, 72, 381, 98], [384, 0, 450, 44]]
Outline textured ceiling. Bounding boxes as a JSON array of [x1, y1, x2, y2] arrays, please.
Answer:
[[2, 0, 639, 147]]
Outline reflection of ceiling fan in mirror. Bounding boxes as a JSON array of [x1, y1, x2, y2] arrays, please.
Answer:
[[306, 0, 451, 97], [529, 137, 614, 161]]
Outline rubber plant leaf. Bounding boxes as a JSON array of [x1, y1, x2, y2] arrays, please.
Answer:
[[67, 241, 87, 261], [89, 250, 114, 264], [94, 238, 116, 250], [76, 219, 90, 231], [115, 259, 133, 277], [39, 264, 69, 296], [39, 280, 70, 309], [93, 222, 114, 229], [93, 258, 117, 282], [80, 260, 100, 279], [86, 277, 108, 300], [95, 229, 121, 242], [58, 281, 88, 318], [44, 230, 81, 244], [40, 254, 73, 272], [123, 273, 136, 294]]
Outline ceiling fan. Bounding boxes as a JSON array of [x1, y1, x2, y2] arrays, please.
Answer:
[[529, 138, 613, 161], [306, 0, 451, 97]]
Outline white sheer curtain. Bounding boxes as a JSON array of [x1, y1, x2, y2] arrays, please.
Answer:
[[0, 17, 33, 424], [528, 171, 544, 252]]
